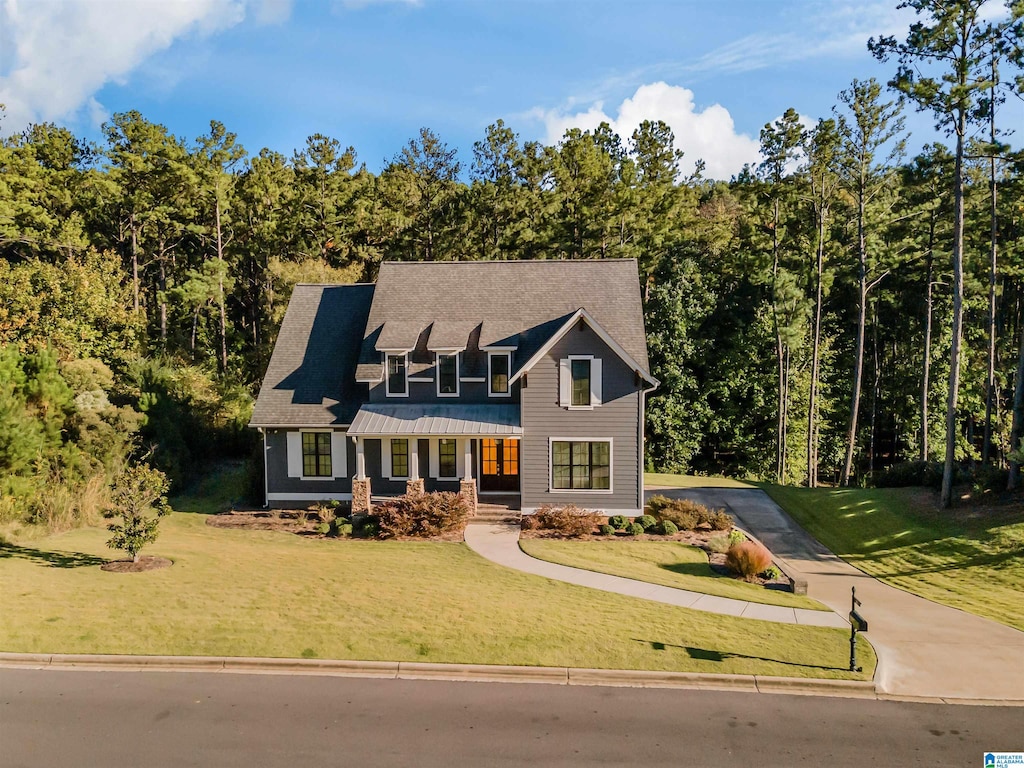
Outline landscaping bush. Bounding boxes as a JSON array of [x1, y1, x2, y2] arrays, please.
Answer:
[[707, 510, 733, 531], [352, 514, 379, 538], [645, 495, 675, 515], [533, 504, 600, 537], [626, 522, 645, 536], [707, 534, 731, 554], [656, 520, 678, 536], [872, 460, 945, 489], [637, 514, 658, 531], [374, 491, 470, 538], [598, 524, 615, 536], [728, 529, 746, 546], [607, 514, 628, 530], [521, 514, 541, 531], [761, 565, 782, 581], [647, 496, 716, 531], [725, 542, 773, 581]]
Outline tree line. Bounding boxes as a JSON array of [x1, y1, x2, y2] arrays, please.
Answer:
[[0, 0, 1021, 529]]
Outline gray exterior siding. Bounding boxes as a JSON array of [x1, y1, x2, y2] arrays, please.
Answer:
[[265, 428, 355, 501], [520, 322, 642, 513], [368, 350, 521, 406]]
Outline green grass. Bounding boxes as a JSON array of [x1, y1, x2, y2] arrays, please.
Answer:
[[764, 485, 1024, 632], [520, 540, 827, 611], [645, 473, 754, 489], [0, 512, 872, 679]]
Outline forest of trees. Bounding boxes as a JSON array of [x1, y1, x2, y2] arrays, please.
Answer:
[[0, 0, 1021, 530]]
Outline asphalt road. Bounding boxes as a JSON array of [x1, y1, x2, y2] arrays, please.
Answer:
[[1, 669, 1020, 767]]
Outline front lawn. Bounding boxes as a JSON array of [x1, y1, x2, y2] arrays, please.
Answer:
[[764, 485, 1024, 632], [0, 512, 873, 679], [645, 473, 755, 489], [519, 540, 827, 611]]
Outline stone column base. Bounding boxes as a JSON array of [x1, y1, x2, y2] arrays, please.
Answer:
[[406, 478, 425, 496], [352, 478, 371, 514], [459, 479, 478, 516]]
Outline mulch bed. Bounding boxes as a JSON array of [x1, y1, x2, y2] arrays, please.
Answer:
[[206, 509, 468, 541], [100, 556, 172, 573]]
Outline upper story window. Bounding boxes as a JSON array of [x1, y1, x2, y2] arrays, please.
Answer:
[[559, 355, 602, 409], [488, 352, 510, 397], [386, 353, 408, 397], [437, 353, 459, 397]]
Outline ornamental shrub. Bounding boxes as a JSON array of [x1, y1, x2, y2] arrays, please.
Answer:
[[706, 534, 731, 554], [637, 514, 658, 531], [534, 504, 600, 537], [374, 491, 470, 538], [657, 520, 679, 536], [104, 463, 171, 562], [607, 515, 628, 530], [626, 522, 645, 536], [761, 565, 782, 581], [707, 510, 733, 531], [598, 524, 615, 536], [728, 529, 746, 546], [647, 497, 716, 531], [726, 542, 773, 581]]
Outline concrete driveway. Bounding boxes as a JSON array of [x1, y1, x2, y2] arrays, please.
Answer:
[[647, 486, 1024, 702]]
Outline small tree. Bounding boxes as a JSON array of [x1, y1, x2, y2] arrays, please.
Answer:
[[105, 463, 171, 562]]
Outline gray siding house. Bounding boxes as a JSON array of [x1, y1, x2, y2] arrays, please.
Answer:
[[250, 260, 658, 514]]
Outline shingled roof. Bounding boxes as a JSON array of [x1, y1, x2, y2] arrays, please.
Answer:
[[250, 284, 374, 427], [356, 259, 651, 380]]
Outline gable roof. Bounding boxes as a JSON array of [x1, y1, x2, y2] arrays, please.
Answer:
[[249, 283, 374, 427], [356, 259, 651, 379]]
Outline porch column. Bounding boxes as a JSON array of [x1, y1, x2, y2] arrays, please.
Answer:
[[355, 436, 366, 480], [459, 438, 477, 516], [462, 438, 473, 480], [406, 436, 424, 495]]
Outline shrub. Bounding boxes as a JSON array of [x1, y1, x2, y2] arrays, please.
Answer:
[[598, 524, 615, 536], [726, 542, 773, 581], [707, 534, 731, 554], [626, 522, 645, 536], [761, 565, 782, 581], [533, 504, 600, 537], [521, 514, 541, 531], [352, 514, 379, 538], [637, 514, 658, 531], [872, 460, 945, 489], [316, 499, 340, 525], [104, 463, 170, 562], [316, 521, 331, 535], [607, 514, 628, 530], [656, 520, 678, 536], [728, 529, 746, 546], [707, 510, 733, 531], [374, 491, 470, 538], [647, 497, 715, 531]]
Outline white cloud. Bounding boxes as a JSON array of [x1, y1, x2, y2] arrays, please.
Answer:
[[536, 82, 762, 181], [0, 0, 251, 134], [252, 0, 293, 25]]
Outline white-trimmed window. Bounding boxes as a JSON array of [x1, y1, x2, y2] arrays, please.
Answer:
[[437, 353, 459, 397], [550, 439, 611, 492], [386, 353, 408, 397], [488, 352, 511, 397], [438, 438, 458, 478], [286, 430, 347, 480], [559, 356, 602, 409], [390, 438, 409, 479]]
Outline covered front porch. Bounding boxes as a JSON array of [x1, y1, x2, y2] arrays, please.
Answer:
[[347, 404, 523, 514]]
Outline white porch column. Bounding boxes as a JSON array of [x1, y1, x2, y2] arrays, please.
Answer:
[[409, 437, 420, 480], [355, 436, 366, 480], [462, 438, 473, 480]]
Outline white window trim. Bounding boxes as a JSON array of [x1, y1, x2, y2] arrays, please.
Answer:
[[436, 437, 460, 480], [488, 351, 512, 398], [298, 429, 337, 481], [385, 437, 411, 480], [566, 355, 595, 410], [436, 351, 460, 398], [385, 352, 409, 398], [548, 436, 613, 494]]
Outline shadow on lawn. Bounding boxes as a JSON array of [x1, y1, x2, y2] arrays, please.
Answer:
[[658, 561, 721, 579], [0, 542, 107, 569], [632, 638, 846, 672]]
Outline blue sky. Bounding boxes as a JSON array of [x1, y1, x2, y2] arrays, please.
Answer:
[[0, 0, 1006, 180]]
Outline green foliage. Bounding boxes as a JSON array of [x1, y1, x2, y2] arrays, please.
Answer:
[[872, 460, 945, 488], [707, 510, 734, 531], [105, 463, 171, 561], [728, 529, 747, 546], [625, 522, 645, 537], [726, 542, 773, 581], [636, 514, 658, 531], [598, 523, 615, 536], [607, 515, 628, 530], [533, 505, 601, 537], [656, 520, 679, 536]]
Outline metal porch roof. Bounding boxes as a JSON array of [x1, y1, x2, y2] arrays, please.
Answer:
[[348, 404, 522, 437]]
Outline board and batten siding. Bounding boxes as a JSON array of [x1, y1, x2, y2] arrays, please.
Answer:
[[520, 321, 642, 513], [265, 428, 355, 504]]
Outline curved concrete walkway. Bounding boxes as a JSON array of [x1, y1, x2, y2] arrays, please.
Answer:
[[463, 523, 847, 628], [648, 486, 1024, 701]]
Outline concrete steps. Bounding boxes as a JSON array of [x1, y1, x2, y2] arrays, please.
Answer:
[[471, 505, 521, 524]]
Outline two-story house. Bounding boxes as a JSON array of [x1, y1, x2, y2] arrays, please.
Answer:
[[249, 259, 658, 515]]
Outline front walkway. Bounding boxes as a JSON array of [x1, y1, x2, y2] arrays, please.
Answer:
[[648, 486, 1024, 701], [462, 523, 847, 628]]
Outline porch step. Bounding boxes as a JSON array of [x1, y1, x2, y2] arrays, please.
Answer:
[[471, 504, 522, 524]]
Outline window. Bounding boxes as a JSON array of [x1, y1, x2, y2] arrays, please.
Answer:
[[437, 353, 458, 396], [386, 354, 407, 396], [489, 352, 510, 396], [571, 359, 591, 406], [391, 439, 409, 478], [551, 440, 610, 490], [302, 432, 332, 477], [439, 438, 457, 478]]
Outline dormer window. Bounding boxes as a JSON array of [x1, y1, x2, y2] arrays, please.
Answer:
[[488, 352, 511, 397], [437, 353, 459, 397], [571, 359, 591, 406], [386, 353, 408, 397]]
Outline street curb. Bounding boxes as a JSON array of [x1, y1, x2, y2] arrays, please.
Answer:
[[569, 668, 757, 691], [754, 676, 876, 698]]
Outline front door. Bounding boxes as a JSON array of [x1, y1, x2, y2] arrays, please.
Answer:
[[479, 438, 520, 493]]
